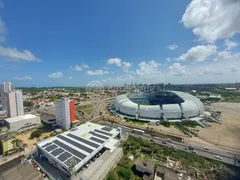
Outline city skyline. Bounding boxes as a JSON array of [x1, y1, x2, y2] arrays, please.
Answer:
[[0, 0, 240, 87]]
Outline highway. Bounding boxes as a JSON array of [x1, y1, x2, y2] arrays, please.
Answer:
[[97, 120, 240, 167]]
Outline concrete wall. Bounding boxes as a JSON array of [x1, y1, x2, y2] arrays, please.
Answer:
[[7, 116, 41, 132]]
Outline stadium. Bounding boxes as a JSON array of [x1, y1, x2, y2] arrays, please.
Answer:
[[112, 91, 205, 122]]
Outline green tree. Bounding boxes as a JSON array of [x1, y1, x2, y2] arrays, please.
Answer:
[[106, 171, 115, 180], [30, 130, 42, 139], [118, 167, 132, 180]]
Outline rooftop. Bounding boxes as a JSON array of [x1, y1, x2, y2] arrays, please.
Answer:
[[37, 122, 120, 171], [5, 114, 38, 123], [0, 156, 42, 180]]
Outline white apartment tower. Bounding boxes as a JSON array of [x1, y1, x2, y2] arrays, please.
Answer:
[[15, 89, 24, 116], [5, 91, 17, 117], [0, 82, 24, 117], [55, 97, 71, 129]]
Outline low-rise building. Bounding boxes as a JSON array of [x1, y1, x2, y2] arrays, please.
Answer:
[[36, 122, 121, 177], [4, 114, 41, 132], [0, 134, 15, 154]]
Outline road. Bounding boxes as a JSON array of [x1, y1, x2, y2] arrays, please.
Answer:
[[97, 120, 240, 167]]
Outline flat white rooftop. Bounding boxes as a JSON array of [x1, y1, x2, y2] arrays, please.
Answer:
[[37, 122, 120, 171], [5, 114, 38, 123]]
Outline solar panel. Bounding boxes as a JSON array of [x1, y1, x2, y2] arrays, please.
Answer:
[[64, 157, 81, 166], [57, 152, 72, 162], [89, 131, 109, 140], [51, 148, 64, 157], [94, 129, 113, 136], [53, 140, 87, 160], [101, 127, 112, 132], [67, 133, 99, 148], [90, 137, 105, 144], [57, 135, 94, 153], [42, 142, 52, 148], [45, 144, 58, 152]]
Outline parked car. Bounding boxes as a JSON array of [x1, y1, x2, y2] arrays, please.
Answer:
[[203, 147, 209, 150], [214, 156, 222, 160]]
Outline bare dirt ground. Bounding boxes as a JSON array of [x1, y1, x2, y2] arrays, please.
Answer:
[[195, 102, 240, 152], [17, 130, 51, 152]]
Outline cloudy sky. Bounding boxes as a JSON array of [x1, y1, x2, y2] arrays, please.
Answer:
[[0, 0, 240, 87]]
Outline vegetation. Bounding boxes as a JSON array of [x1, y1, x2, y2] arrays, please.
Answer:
[[174, 122, 198, 137], [211, 89, 240, 102], [161, 121, 171, 127], [106, 171, 115, 180], [118, 165, 132, 180], [30, 130, 42, 139], [125, 118, 148, 125], [23, 101, 34, 107], [78, 104, 94, 115]]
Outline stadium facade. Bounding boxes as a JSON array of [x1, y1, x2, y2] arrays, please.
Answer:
[[113, 91, 204, 121]]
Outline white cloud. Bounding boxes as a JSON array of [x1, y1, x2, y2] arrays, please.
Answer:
[[48, 72, 63, 79], [214, 50, 240, 61], [136, 60, 161, 76], [72, 65, 82, 71], [197, 68, 224, 76], [169, 63, 187, 76], [86, 69, 109, 76], [122, 61, 132, 72], [0, 18, 7, 42], [177, 45, 217, 62], [0, 46, 40, 61], [167, 44, 178, 50], [107, 57, 132, 72], [14, 76, 32, 80], [181, 0, 240, 42], [107, 58, 122, 67], [224, 39, 238, 50], [82, 64, 89, 68], [69, 76, 73, 80], [228, 65, 238, 73]]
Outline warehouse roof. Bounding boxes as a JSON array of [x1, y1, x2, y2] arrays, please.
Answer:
[[37, 122, 120, 171], [5, 114, 38, 123]]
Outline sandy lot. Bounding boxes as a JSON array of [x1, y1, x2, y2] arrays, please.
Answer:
[[17, 130, 51, 152], [195, 102, 240, 152]]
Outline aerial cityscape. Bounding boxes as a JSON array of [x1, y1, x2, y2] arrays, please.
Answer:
[[0, 0, 240, 180]]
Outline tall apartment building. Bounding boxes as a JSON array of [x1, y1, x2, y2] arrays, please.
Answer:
[[4, 91, 17, 117], [0, 82, 24, 117], [15, 89, 24, 116], [55, 97, 76, 129], [0, 82, 14, 101]]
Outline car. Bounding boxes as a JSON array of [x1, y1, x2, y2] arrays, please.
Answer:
[[166, 138, 172, 143], [162, 141, 167, 144], [214, 156, 222, 160], [189, 145, 194, 150], [170, 144, 176, 148], [192, 150, 198, 154], [154, 136, 160, 139], [203, 147, 209, 150]]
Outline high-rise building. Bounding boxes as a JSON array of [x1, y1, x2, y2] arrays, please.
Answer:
[[4, 91, 17, 117], [1, 82, 24, 117], [55, 97, 76, 129], [15, 89, 24, 116], [69, 101, 76, 123], [0, 82, 14, 101]]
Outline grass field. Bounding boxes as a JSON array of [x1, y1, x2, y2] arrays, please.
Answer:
[[78, 104, 94, 115]]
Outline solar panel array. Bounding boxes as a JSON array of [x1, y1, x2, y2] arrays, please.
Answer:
[[40, 125, 117, 169], [89, 131, 109, 140], [101, 127, 112, 132], [94, 129, 113, 136]]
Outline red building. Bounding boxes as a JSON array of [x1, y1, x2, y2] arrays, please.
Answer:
[[69, 101, 76, 122]]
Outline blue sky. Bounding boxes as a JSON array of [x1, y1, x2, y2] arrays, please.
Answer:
[[0, 0, 240, 87]]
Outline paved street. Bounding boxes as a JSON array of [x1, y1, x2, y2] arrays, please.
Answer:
[[97, 120, 240, 167]]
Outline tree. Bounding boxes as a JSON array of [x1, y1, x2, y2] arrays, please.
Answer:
[[30, 130, 42, 139], [106, 171, 115, 180], [118, 167, 132, 180]]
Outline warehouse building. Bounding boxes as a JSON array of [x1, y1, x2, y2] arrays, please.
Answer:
[[4, 114, 41, 132], [36, 122, 122, 177]]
